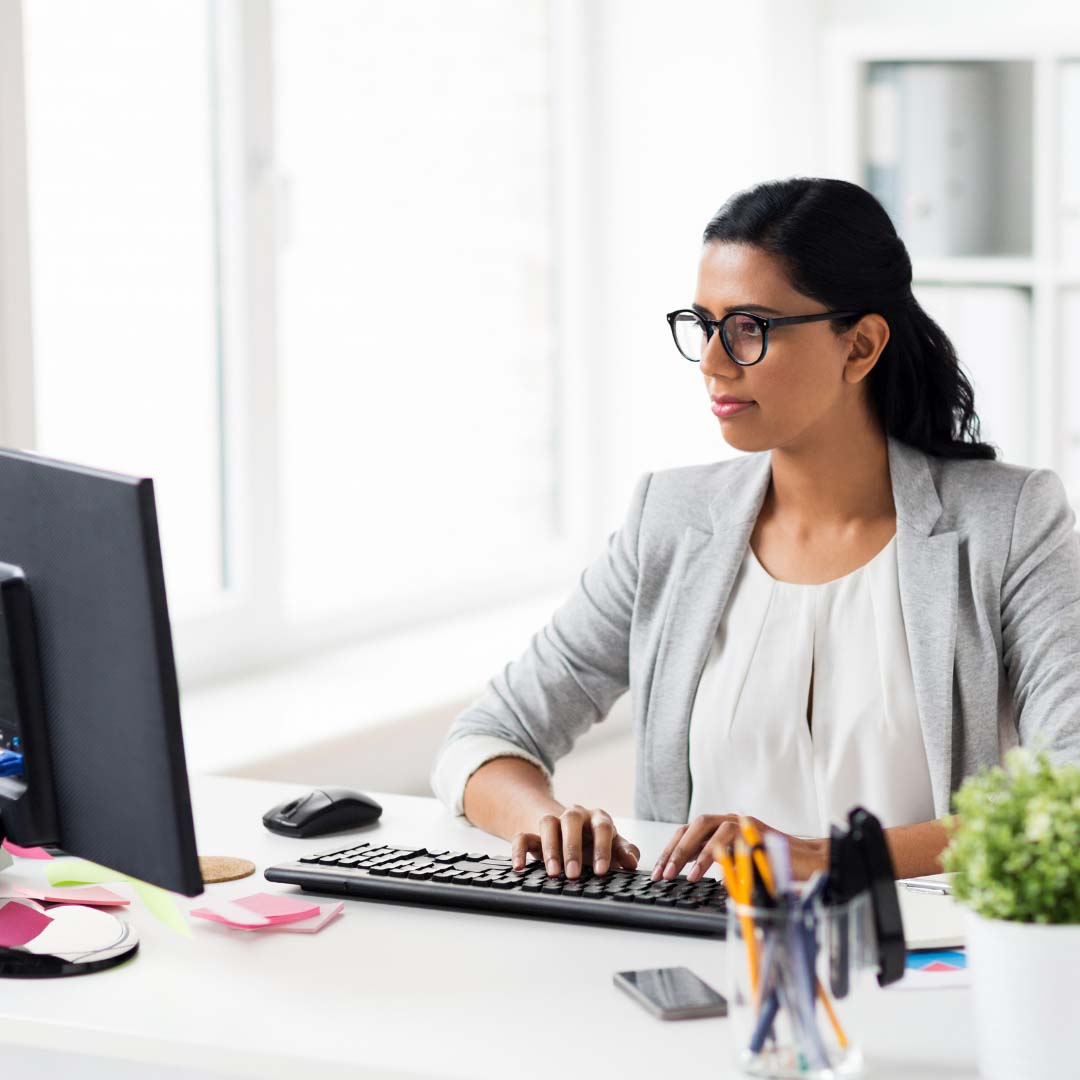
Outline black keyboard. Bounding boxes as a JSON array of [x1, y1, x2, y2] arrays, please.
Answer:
[[265, 840, 728, 936]]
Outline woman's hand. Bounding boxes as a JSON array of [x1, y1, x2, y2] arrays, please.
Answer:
[[651, 813, 828, 883], [510, 804, 641, 880]]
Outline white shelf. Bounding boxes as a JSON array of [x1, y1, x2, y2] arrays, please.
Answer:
[[828, 28, 1080, 495], [911, 257, 1039, 286]]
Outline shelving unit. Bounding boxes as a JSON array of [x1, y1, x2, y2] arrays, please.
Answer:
[[825, 29, 1080, 506]]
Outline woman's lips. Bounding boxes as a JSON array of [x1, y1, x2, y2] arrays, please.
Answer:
[[712, 401, 756, 416]]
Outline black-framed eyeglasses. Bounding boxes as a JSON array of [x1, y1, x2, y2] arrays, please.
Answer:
[[665, 307, 863, 366]]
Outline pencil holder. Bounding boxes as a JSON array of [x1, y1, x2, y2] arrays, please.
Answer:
[[726, 889, 874, 1079]]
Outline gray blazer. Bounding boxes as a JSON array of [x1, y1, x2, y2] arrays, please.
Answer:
[[432, 436, 1080, 823]]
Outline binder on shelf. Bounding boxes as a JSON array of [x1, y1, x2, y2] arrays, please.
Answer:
[[863, 63, 1029, 259]]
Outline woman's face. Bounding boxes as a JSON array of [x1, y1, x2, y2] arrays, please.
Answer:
[[694, 241, 875, 454]]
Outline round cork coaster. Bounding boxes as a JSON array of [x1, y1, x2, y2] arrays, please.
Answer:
[[199, 855, 256, 884]]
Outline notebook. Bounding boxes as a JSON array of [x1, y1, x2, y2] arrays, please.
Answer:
[[897, 874, 966, 950]]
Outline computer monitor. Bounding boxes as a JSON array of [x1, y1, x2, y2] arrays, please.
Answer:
[[0, 447, 201, 896]]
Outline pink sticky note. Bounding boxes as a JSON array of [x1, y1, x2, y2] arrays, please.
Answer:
[[232, 893, 321, 923], [1, 839, 53, 860], [257, 902, 343, 934], [0, 900, 53, 947], [922, 960, 962, 972], [190, 904, 272, 929], [15, 885, 129, 907]]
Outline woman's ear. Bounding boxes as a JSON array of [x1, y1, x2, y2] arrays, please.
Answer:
[[842, 313, 890, 385]]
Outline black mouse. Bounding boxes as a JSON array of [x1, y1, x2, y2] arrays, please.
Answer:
[[262, 787, 383, 838]]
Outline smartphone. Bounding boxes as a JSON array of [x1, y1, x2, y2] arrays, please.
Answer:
[[613, 966, 728, 1020]]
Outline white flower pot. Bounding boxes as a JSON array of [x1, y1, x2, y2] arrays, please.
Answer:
[[964, 907, 1080, 1080]]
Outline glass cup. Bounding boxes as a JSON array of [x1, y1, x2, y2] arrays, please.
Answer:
[[726, 889, 875, 1079]]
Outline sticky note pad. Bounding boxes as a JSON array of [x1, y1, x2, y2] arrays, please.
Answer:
[[0, 899, 53, 947], [1, 839, 53, 860], [190, 893, 327, 931], [15, 885, 130, 907]]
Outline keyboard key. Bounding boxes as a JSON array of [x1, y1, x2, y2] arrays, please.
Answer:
[[611, 892, 635, 903], [541, 881, 563, 893], [675, 899, 701, 909], [434, 851, 466, 864], [388, 867, 412, 878], [654, 896, 677, 907], [491, 879, 517, 890], [368, 867, 390, 876], [408, 868, 434, 880], [631, 893, 656, 904], [521, 881, 543, 893]]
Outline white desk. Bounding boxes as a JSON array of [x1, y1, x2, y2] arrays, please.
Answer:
[[0, 775, 978, 1079]]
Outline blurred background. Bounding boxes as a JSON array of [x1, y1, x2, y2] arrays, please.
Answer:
[[0, 0, 1078, 816]]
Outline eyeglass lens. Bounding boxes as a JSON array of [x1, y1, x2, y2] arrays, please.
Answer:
[[671, 311, 765, 365]]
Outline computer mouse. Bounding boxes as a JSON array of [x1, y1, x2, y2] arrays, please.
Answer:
[[262, 787, 383, 838]]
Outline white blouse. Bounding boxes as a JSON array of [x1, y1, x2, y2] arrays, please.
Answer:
[[686, 535, 936, 837]]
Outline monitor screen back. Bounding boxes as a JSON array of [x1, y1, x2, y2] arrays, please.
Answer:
[[0, 448, 202, 895]]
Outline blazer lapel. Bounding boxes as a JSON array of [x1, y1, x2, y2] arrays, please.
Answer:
[[643, 438, 958, 824], [888, 437, 959, 817], [643, 452, 771, 823]]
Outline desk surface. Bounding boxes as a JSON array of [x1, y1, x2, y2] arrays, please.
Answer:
[[0, 775, 978, 1079]]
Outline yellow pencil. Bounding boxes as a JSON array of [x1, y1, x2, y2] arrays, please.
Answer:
[[738, 816, 776, 899], [733, 838, 761, 1002], [816, 978, 849, 1048]]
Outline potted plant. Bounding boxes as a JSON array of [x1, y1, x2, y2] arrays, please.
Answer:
[[941, 746, 1080, 1080]]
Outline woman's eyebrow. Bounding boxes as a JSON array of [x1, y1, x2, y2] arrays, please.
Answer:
[[691, 301, 785, 318]]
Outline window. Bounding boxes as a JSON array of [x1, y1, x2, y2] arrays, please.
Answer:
[[6, 1, 571, 681]]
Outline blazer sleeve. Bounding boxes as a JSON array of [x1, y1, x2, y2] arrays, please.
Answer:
[[1001, 467, 1080, 763], [429, 471, 653, 816]]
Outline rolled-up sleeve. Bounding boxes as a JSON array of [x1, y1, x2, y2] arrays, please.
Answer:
[[429, 471, 653, 817], [1001, 467, 1080, 762]]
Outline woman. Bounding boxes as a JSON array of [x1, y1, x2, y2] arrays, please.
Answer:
[[430, 176, 1080, 883]]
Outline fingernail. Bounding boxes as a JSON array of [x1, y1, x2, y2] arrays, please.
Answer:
[[664, 862, 676, 879], [650, 865, 660, 881], [546, 858, 559, 875], [595, 858, 608, 874], [566, 859, 580, 879]]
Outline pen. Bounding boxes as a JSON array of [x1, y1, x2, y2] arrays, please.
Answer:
[[899, 881, 952, 895]]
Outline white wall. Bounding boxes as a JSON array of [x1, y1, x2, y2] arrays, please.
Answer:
[[588, 0, 828, 524]]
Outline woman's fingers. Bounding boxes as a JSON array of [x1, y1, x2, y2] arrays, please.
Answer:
[[612, 834, 641, 869], [560, 806, 588, 878], [538, 813, 563, 875], [514, 807, 637, 879], [589, 810, 615, 874], [660, 815, 739, 880], [510, 831, 549, 870], [687, 819, 741, 882]]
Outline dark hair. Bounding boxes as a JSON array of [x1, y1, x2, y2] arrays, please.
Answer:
[[702, 177, 996, 460]]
